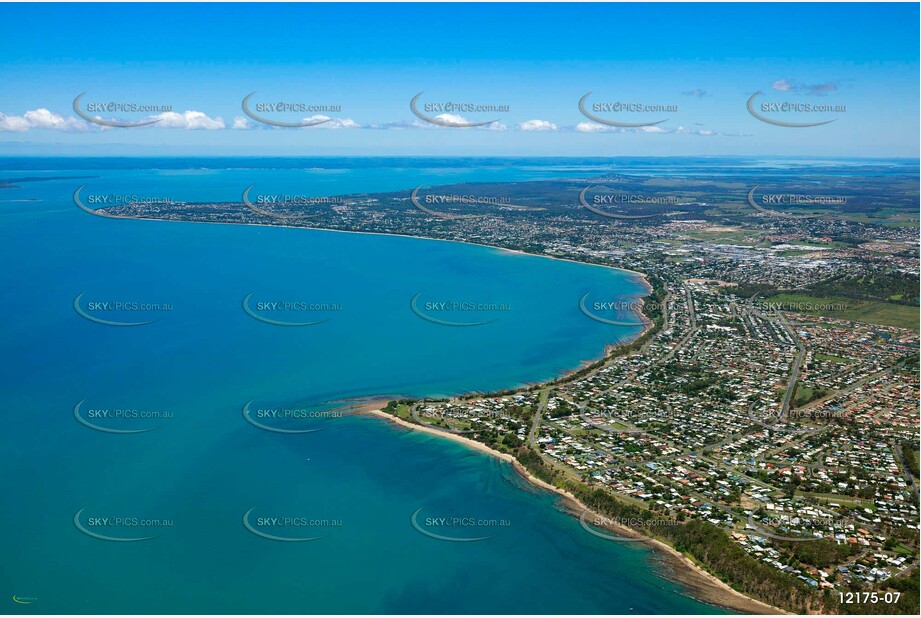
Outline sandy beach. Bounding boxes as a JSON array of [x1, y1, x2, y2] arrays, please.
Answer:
[[114, 213, 777, 613], [364, 407, 786, 615], [100, 212, 654, 288], [109, 212, 656, 387]]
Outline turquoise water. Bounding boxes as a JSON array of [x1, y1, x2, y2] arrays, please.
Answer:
[[0, 161, 723, 614]]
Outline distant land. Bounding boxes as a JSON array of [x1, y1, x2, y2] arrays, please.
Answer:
[[68, 158, 920, 614]]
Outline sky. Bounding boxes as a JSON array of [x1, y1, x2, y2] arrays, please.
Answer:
[[0, 2, 918, 157]]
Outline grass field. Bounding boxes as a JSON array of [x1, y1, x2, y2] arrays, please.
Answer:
[[793, 383, 829, 408], [392, 403, 413, 420], [766, 293, 919, 331]]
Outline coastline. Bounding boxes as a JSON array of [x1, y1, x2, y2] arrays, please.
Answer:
[[98, 212, 654, 286], [107, 214, 655, 386], [364, 406, 786, 616], [103, 212, 778, 613]]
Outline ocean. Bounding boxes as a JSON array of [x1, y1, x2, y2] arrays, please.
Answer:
[[0, 158, 723, 614]]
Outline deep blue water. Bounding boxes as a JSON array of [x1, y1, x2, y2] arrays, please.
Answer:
[[0, 160, 724, 614]]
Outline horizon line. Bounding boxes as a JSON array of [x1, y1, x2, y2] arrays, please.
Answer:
[[0, 154, 918, 161]]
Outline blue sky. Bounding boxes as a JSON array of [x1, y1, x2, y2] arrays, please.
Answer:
[[0, 2, 918, 156]]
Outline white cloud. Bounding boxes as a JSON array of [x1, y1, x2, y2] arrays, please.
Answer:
[[0, 108, 90, 132], [24, 109, 89, 131], [150, 110, 225, 130], [434, 113, 469, 126], [673, 126, 705, 135], [517, 119, 559, 132], [772, 79, 794, 92], [301, 115, 361, 129], [366, 116, 505, 131], [368, 116, 473, 129], [366, 119, 425, 130], [573, 121, 744, 137], [229, 115, 358, 129], [771, 79, 838, 96], [432, 113, 507, 130], [575, 121, 619, 133], [0, 113, 31, 132]]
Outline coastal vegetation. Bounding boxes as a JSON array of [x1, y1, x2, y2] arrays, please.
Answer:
[[100, 166, 918, 614], [381, 276, 919, 615], [515, 443, 917, 615]]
